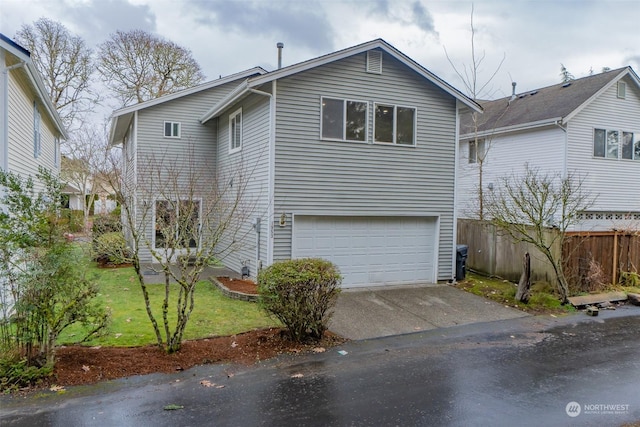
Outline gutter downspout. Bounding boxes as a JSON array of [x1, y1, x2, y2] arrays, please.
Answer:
[[0, 57, 25, 171], [452, 99, 460, 282], [555, 119, 568, 179], [248, 86, 276, 266]]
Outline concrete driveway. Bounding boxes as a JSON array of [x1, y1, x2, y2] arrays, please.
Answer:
[[328, 283, 528, 340]]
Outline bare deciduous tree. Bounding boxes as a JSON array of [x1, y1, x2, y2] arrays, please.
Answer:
[[61, 124, 113, 232], [109, 144, 260, 353], [97, 30, 205, 106], [485, 165, 595, 303], [15, 18, 97, 130], [444, 4, 506, 220]]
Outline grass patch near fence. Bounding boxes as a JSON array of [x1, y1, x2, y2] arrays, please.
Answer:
[[58, 265, 277, 347], [456, 272, 575, 315]]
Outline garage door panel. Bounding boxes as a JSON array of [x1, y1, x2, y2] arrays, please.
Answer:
[[294, 216, 436, 287]]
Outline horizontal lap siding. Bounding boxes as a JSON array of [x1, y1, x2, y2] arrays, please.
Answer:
[[7, 70, 57, 189], [215, 96, 270, 276], [457, 127, 565, 219], [567, 75, 640, 213], [273, 51, 457, 280], [134, 81, 243, 263]]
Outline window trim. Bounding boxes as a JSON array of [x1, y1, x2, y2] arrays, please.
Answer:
[[229, 108, 243, 154], [153, 197, 202, 250], [617, 81, 627, 99], [593, 127, 640, 161], [468, 139, 486, 164], [320, 97, 369, 143], [373, 103, 417, 146], [163, 121, 181, 139]]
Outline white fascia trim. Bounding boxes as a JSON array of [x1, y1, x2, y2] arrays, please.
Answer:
[[460, 117, 562, 140], [24, 61, 67, 139], [199, 80, 249, 123], [1, 48, 8, 171], [563, 68, 635, 124], [248, 39, 482, 113], [111, 67, 266, 119]]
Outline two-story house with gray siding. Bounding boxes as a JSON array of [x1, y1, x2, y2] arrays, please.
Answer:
[[1, 34, 66, 185], [110, 39, 480, 287], [457, 66, 640, 232]]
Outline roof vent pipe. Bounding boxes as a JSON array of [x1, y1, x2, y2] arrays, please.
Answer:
[[277, 42, 284, 69], [511, 82, 517, 100]]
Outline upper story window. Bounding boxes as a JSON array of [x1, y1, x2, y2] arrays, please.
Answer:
[[594, 128, 640, 160], [164, 121, 181, 138], [321, 97, 367, 142], [374, 104, 416, 145], [33, 102, 41, 158], [468, 139, 486, 164], [229, 108, 242, 153]]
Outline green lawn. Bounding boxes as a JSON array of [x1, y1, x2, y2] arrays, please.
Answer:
[[457, 272, 575, 314], [58, 264, 278, 347]]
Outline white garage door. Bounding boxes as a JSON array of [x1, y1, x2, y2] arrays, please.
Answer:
[[293, 216, 437, 287]]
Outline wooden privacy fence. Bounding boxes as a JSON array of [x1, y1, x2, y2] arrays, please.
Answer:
[[563, 231, 640, 291], [457, 219, 560, 284], [457, 219, 640, 290]]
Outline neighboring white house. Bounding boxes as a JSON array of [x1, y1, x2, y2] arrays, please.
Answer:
[[1, 33, 67, 320], [110, 39, 480, 286], [0, 33, 66, 184], [457, 66, 640, 231]]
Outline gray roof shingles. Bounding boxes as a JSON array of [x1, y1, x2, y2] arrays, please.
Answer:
[[461, 66, 630, 136]]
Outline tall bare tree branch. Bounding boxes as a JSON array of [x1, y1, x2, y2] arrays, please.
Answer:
[[97, 30, 205, 106]]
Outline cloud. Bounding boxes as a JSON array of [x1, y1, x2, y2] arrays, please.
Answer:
[[63, 0, 156, 45], [411, 1, 435, 34], [185, 0, 334, 53]]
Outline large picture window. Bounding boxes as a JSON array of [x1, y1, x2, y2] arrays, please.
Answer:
[[229, 108, 242, 153], [594, 128, 640, 160], [374, 104, 416, 145], [321, 97, 367, 142], [155, 199, 201, 249]]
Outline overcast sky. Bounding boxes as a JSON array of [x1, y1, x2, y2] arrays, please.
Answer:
[[2, 0, 639, 107]]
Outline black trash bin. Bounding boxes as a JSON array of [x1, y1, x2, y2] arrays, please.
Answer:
[[456, 244, 468, 281]]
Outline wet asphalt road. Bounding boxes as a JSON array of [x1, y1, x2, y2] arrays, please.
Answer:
[[2, 308, 640, 427]]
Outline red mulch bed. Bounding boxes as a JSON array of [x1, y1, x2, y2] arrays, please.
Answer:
[[52, 329, 344, 387], [25, 273, 345, 390], [216, 276, 258, 295]]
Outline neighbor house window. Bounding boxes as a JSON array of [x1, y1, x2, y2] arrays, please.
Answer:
[[155, 199, 201, 249], [33, 102, 41, 158], [468, 139, 486, 164], [321, 97, 367, 142], [229, 108, 242, 153], [374, 103, 416, 145], [594, 128, 640, 160], [164, 121, 181, 138]]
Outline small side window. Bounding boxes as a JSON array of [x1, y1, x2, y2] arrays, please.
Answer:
[[468, 139, 485, 163], [164, 121, 181, 138], [229, 109, 242, 153], [617, 81, 626, 99]]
